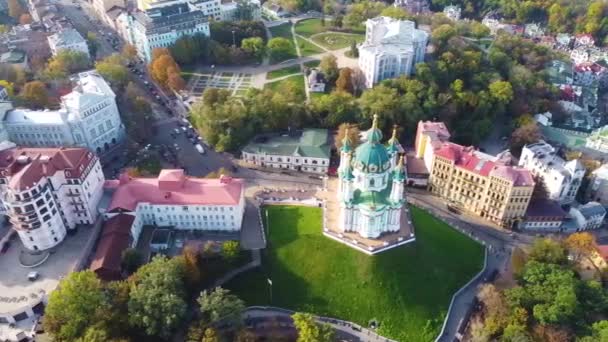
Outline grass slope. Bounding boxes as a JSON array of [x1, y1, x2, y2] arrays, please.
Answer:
[[226, 206, 484, 342], [296, 36, 324, 56], [312, 32, 364, 50], [264, 75, 305, 101], [295, 18, 328, 37]]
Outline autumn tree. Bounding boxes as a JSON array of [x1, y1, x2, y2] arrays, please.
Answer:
[[20, 81, 49, 109], [510, 123, 541, 157], [335, 123, 361, 150], [149, 48, 184, 91], [121, 44, 138, 63], [511, 247, 526, 276], [0, 80, 15, 98], [335, 67, 354, 94], [176, 245, 201, 291], [221, 240, 240, 263], [564, 232, 599, 269], [19, 13, 32, 25], [201, 328, 220, 342]]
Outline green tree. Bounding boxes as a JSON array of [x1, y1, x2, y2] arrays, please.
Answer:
[[511, 247, 526, 277], [292, 312, 335, 342], [488, 80, 514, 104], [310, 91, 359, 127], [527, 238, 568, 265], [95, 54, 129, 88], [267, 37, 292, 61], [86, 32, 99, 59], [319, 54, 338, 83], [20, 81, 50, 109], [221, 240, 240, 263], [44, 271, 108, 341], [197, 287, 245, 326], [121, 248, 142, 275], [349, 40, 359, 58], [202, 328, 220, 342], [128, 255, 187, 338], [241, 37, 265, 59], [343, 1, 386, 28], [380, 6, 412, 20], [75, 324, 109, 342]]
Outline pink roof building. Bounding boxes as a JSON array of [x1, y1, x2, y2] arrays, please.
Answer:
[[107, 170, 244, 212]]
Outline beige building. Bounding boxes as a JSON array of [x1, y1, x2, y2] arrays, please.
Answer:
[[427, 142, 534, 228]]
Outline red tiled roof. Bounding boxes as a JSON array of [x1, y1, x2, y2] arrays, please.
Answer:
[[90, 214, 134, 281], [0, 147, 95, 191], [107, 171, 244, 212]]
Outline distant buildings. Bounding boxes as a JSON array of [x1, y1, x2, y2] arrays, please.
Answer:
[[220, 0, 261, 21], [588, 164, 608, 206], [103, 169, 245, 246], [586, 126, 608, 153], [242, 129, 331, 174], [0, 25, 51, 60], [0, 147, 105, 251], [0, 50, 28, 70], [48, 28, 90, 58], [2, 71, 125, 154], [261, 1, 287, 19], [393, 0, 430, 15], [127, 3, 210, 62], [443, 5, 461, 21], [518, 141, 585, 205], [93, 0, 125, 18], [419, 121, 535, 227], [569, 201, 606, 231], [358, 17, 428, 88], [307, 68, 326, 93]]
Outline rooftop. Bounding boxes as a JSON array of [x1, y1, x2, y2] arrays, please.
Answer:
[[47, 28, 86, 48], [360, 17, 427, 55], [0, 50, 26, 64], [106, 170, 244, 211], [242, 129, 330, 160], [89, 214, 134, 281], [578, 201, 606, 219], [0, 147, 96, 191], [525, 199, 567, 218]]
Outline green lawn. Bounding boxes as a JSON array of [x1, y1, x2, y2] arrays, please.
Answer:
[[296, 36, 324, 56], [303, 60, 321, 68], [295, 18, 328, 37], [312, 32, 364, 50], [264, 75, 305, 101], [266, 65, 302, 80], [269, 23, 297, 63], [226, 206, 484, 342]]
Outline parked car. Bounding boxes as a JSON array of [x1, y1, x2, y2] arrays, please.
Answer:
[[195, 144, 205, 154], [173, 128, 180, 135]]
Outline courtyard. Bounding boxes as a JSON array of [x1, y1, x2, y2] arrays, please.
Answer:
[[226, 205, 484, 341], [187, 71, 253, 98]]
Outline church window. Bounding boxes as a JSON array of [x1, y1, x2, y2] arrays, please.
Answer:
[[370, 178, 375, 187]]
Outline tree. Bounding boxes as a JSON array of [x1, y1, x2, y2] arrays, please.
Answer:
[[476, 284, 510, 337], [20, 81, 49, 109], [87, 32, 99, 59], [510, 123, 541, 156], [42, 50, 90, 80], [121, 44, 138, 63], [19, 13, 32, 25], [489, 80, 514, 104], [235, 328, 257, 342], [267, 37, 292, 61], [96, 54, 129, 88], [343, 1, 385, 28], [167, 71, 186, 91], [197, 287, 245, 326], [292, 312, 335, 342], [349, 40, 359, 58], [319, 55, 338, 83], [7, 0, 25, 19], [511, 247, 526, 276], [128, 256, 187, 338], [44, 271, 108, 341], [149, 49, 182, 90], [310, 91, 359, 127], [177, 245, 201, 291], [241, 37, 265, 60], [564, 232, 599, 269], [0, 80, 15, 98], [202, 328, 220, 342], [335, 122, 361, 150], [76, 324, 110, 342], [221, 240, 240, 263], [335, 67, 354, 94], [380, 6, 412, 20], [121, 248, 142, 275], [528, 238, 568, 265]]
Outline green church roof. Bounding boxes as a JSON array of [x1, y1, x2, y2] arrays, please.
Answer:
[[354, 115, 390, 174], [242, 129, 330, 159]]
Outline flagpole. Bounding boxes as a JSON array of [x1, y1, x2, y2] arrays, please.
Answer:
[[267, 278, 273, 305]]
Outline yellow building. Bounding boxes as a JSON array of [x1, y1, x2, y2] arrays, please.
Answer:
[[428, 142, 535, 228]]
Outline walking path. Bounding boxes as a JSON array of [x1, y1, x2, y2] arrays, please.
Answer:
[[213, 249, 261, 288]]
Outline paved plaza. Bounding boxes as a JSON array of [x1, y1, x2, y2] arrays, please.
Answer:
[[0, 227, 94, 320], [187, 72, 254, 98]]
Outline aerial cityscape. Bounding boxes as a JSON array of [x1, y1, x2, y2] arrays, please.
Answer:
[[1, 0, 608, 340]]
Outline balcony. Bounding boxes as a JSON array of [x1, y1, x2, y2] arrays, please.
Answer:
[[65, 192, 81, 197]]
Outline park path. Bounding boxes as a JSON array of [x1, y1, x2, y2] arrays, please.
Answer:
[[212, 249, 262, 288], [289, 22, 310, 102]]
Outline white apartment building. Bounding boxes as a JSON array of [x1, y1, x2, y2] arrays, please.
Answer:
[[358, 17, 428, 88], [104, 169, 245, 245], [136, 0, 221, 20], [130, 3, 210, 62], [2, 71, 125, 155], [220, 0, 261, 21], [47, 28, 90, 59], [0, 147, 104, 251], [241, 129, 331, 174], [519, 141, 585, 204]]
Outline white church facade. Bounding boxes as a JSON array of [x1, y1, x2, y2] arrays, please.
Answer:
[[336, 115, 407, 239]]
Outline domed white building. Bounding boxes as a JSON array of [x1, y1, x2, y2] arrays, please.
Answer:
[[337, 115, 406, 239]]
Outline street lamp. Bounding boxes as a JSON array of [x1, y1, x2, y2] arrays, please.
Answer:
[[267, 278, 273, 304], [231, 30, 236, 47]]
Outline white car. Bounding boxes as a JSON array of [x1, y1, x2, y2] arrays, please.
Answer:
[[195, 144, 205, 154]]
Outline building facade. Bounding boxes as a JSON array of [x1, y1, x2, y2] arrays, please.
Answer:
[[358, 17, 428, 88], [428, 142, 534, 227], [130, 4, 210, 62], [586, 125, 608, 153], [337, 116, 407, 239], [220, 0, 260, 21], [3, 71, 125, 154], [588, 164, 608, 206], [518, 141, 584, 204], [0, 147, 104, 251], [93, 0, 125, 17], [47, 28, 90, 58], [569, 201, 606, 231], [521, 199, 566, 231], [414, 120, 451, 174], [104, 169, 245, 245], [242, 129, 330, 174]]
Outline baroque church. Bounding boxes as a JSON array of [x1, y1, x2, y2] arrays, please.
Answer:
[[337, 115, 407, 239]]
